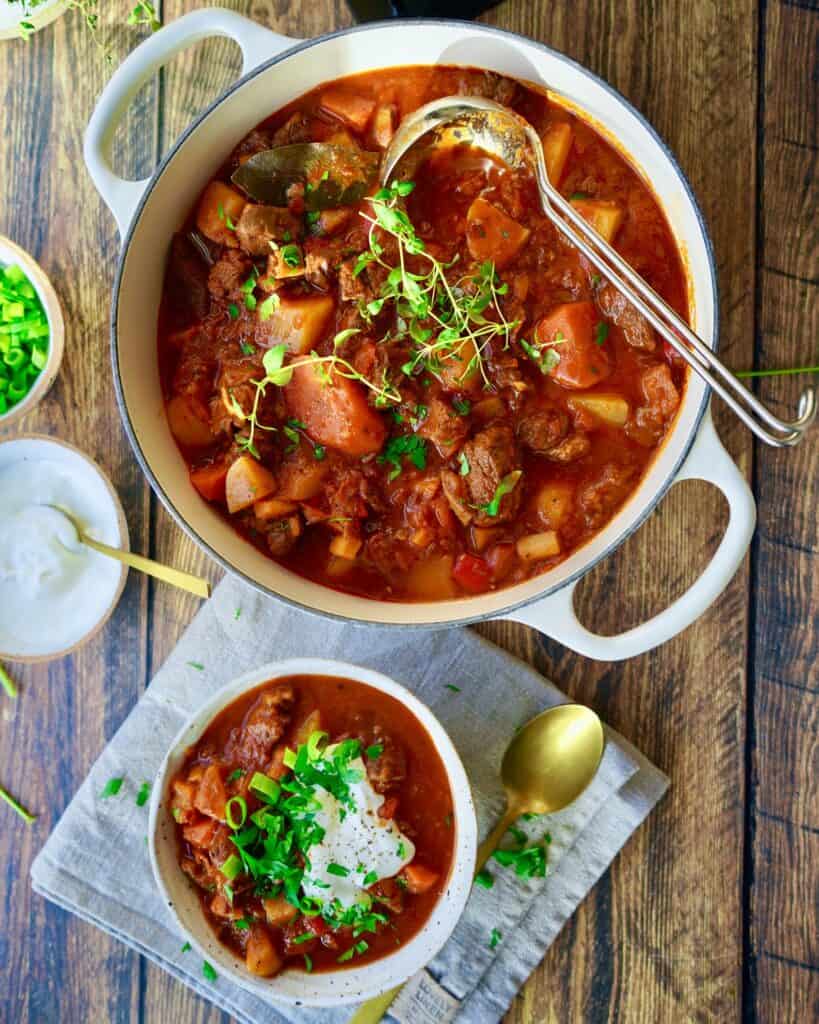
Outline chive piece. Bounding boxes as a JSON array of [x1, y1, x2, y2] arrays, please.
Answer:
[[327, 863, 349, 877], [595, 321, 609, 346], [234, 607, 242, 620], [187, 662, 204, 671], [445, 684, 461, 693], [365, 744, 383, 760], [337, 947, 355, 963], [303, 953, 313, 972], [135, 782, 151, 807], [202, 960, 218, 982], [234, 916, 253, 931], [489, 927, 502, 949], [0, 785, 36, 824], [181, 941, 191, 953], [226, 768, 245, 783], [475, 870, 494, 890], [227, 304, 239, 321], [363, 870, 378, 886], [100, 777, 124, 799], [0, 663, 18, 699], [735, 365, 819, 379], [292, 931, 314, 944]]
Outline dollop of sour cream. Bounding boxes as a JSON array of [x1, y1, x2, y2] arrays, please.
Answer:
[[301, 755, 415, 909], [0, 459, 123, 657]]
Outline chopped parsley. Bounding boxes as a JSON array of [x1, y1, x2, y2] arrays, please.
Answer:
[[292, 931, 315, 944], [377, 434, 427, 482], [227, 303, 239, 321], [365, 744, 383, 760], [234, 607, 242, 620], [453, 397, 471, 416], [489, 927, 502, 949], [458, 451, 470, 477], [202, 960, 218, 982], [492, 838, 549, 880], [475, 870, 494, 890], [239, 340, 255, 355], [100, 777, 123, 799], [313, 445, 326, 461], [135, 782, 151, 808], [226, 768, 245, 783], [281, 244, 302, 268], [181, 941, 191, 953], [303, 953, 313, 972], [595, 321, 609, 346], [327, 863, 349, 877], [187, 661, 204, 671], [445, 683, 461, 693], [217, 202, 236, 231], [520, 337, 561, 375], [233, 917, 253, 931]]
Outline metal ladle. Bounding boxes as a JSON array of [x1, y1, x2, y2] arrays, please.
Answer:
[[381, 96, 816, 448]]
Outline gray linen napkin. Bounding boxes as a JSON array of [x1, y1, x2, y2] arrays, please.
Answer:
[[31, 576, 668, 1023]]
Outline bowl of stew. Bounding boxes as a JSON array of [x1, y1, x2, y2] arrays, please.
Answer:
[[149, 658, 477, 1006], [87, 11, 755, 659]]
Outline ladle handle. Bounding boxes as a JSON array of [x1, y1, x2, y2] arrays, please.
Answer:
[[81, 536, 211, 599]]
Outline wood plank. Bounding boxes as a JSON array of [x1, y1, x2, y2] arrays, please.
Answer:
[[751, 2, 819, 1020], [0, 7, 158, 1024], [479, 0, 757, 1021], [139, 0, 757, 1021]]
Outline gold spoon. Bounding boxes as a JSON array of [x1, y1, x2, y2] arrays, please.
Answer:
[[350, 703, 605, 1024], [44, 505, 211, 599]]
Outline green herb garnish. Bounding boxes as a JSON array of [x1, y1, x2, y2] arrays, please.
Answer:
[[377, 434, 427, 481], [595, 321, 609, 346], [0, 785, 35, 823], [480, 470, 522, 518], [489, 927, 502, 949], [100, 777, 124, 799], [135, 782, 151, 807], [475, 870, 494, 890], [202, 960, 218, 982], [0, 664, 18, 699]]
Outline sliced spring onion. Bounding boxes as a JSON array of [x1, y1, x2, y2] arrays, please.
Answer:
[[220, 854, 243, 880], [0, 663, 18, 699], [0, 263, 49, 414], [225, 795, 247, 830], [0, 785, 36, 824], [306, 730, 329, 760], [249, 772, 280, 805]]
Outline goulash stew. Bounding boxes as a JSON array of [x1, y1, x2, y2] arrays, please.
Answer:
[[159, 67, 688, 601], [170, 674, 454, 976]]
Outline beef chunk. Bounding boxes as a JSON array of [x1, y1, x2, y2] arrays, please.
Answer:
[[596, 283, 655, 351], [265, 516, 302, 558], [440, 468, 473, 526], [517, 405, 569, 454], [229, 684, 296, 765], [627, 363, 681, 445], [366, 532, 418, 579], [338, 255, 388, 304], [460, 424, 522, 526], [207, 824, 236, 871], [231, 129, 271, 165], [271, 112, 312, 147], [208, 250, 252, 300], [578, 463, 637, 528], [165, 233, 210, 327], [417, 396, 469, 455], [235, 205, 303, 255], [366, 730, 406, 794], [453, 70, 519, 107], [543, 433, 591, 463]]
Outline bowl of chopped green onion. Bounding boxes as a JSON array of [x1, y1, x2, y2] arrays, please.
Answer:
[[0, 236, 64, 428]]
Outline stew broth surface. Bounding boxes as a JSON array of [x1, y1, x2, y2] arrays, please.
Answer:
[[159, 66, 689, 602]]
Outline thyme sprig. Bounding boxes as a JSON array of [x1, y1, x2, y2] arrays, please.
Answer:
[[355, 181, 520, 390]]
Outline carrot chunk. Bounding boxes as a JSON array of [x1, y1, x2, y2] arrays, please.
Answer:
[[319, 89, 376, 132], [190, 462, 229, 503], [284, 362, 386, 457], [534, 301, 613, 389], [401, 862, 439, 895]]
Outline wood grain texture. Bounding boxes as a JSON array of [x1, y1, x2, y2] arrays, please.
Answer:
[[0, 0, 815, 1022], [750, 3, 819, 1020]]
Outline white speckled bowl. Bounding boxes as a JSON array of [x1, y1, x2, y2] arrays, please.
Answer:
[[148, 657, 478, 1007]]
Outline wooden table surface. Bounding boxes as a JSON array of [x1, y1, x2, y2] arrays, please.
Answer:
[[0, 1, 816, 1021]]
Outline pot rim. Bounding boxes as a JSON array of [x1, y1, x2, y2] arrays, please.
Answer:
[[111, 17, 717, 630]]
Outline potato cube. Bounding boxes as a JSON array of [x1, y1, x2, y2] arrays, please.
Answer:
[[569, 393, 630, 426], [541, 122, 573, 185], [569, 198, 625, 244], [195, 182, 246, 247]]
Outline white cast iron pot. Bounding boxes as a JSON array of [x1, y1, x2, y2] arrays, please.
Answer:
[[84, 8, 756, 660], [149, 657, 477, 1006]]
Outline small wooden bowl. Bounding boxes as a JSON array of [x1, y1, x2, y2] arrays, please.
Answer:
[[0, 434, 129, 663], [0, 235, 65, 431]]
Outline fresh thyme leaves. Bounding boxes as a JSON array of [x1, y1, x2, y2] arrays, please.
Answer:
[[100, 777, 124, 799], [355, 181, 519, 389], [377, 434, 427, 481], [481, 470, 523, 517], [489, 927, 502, 949], [453, 397, 472, 416], [519, 336, 561, 375]]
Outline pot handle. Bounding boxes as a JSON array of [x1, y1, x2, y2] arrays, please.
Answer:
[[84, 8, 299, 239], [505, 410, 756, 660]]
